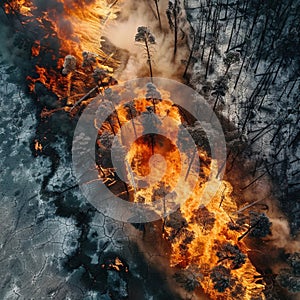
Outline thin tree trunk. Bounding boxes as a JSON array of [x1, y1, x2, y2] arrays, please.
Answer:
[[226, 0, 239, 52], [241, 171, 267, 190], [234, 0, 247, 46], [271, 57, 284, 84], [201, 3, 212, 61], [254, 15, 269, 73], [183, 30, 197, 78], [154, 0, 162, 30], [173, 0, 178, 58], [205, 43, 213, 79], [234, 54, 245, 89], [287, 79, 298, 98], [129, 110, 138, 138], [224, 0, 229, 21], [185, 147, 197, 181], [248, 3, 260, 38], [145, 37, 153, 81]]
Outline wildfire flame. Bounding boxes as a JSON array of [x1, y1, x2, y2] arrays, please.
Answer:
[[4, 0, 32, 15], [34, 139, 42, 152], [4, 0, 267, 298], [95, 84, 266, 299], [5, 0, 119, 99]]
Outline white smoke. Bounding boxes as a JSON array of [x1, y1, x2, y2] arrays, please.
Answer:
[[104, 0, 190, 80]]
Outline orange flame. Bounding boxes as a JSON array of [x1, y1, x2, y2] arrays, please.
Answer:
[[6, 1, 267, 298], [34, 139, 42, 152], [6, 0, 119, 99], [31, 40, 40, 57], [96, 87, 266, 299], [4, 0, 32, 15]]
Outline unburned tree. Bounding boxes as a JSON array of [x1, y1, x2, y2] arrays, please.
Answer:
[[135, 26, 156, 80], [153, 0, 162, 30]]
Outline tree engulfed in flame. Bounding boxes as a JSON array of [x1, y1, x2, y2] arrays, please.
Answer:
[[165, 181, 266, 299], [94, 84, 266, 299]]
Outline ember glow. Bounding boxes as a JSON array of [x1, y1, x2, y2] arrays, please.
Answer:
[[4, 0, 271, 299], [4, 0, 32, 15]]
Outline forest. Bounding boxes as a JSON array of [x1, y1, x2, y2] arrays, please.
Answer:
[[0, 0, 299, 299]]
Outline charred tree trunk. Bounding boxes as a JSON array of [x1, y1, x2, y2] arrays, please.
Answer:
[[254, 15, 270, 73], [183, 30, 197, 79], [205, 43, 214, 79], [173, 0, 178, 58], [226, 0, 239, 52]]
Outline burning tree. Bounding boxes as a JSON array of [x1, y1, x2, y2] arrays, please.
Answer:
[[249, 212, 272, 238], [135, 26, 156, 80], [141, 105, 162, 155], [82, 51, 97, 72], [124, 101, 138, 138], [164, 210, 188, 240], [191, 204, 216, 234], [210, 265, 233, 293], [216, 242, 246, 270], [173, 266, 202, 292], [145, 82, 162, 113], [93, 68, 117, 88], [111, 138, 131, 200], [238, 212, 272, 241], [95, 99, 118, 135]]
